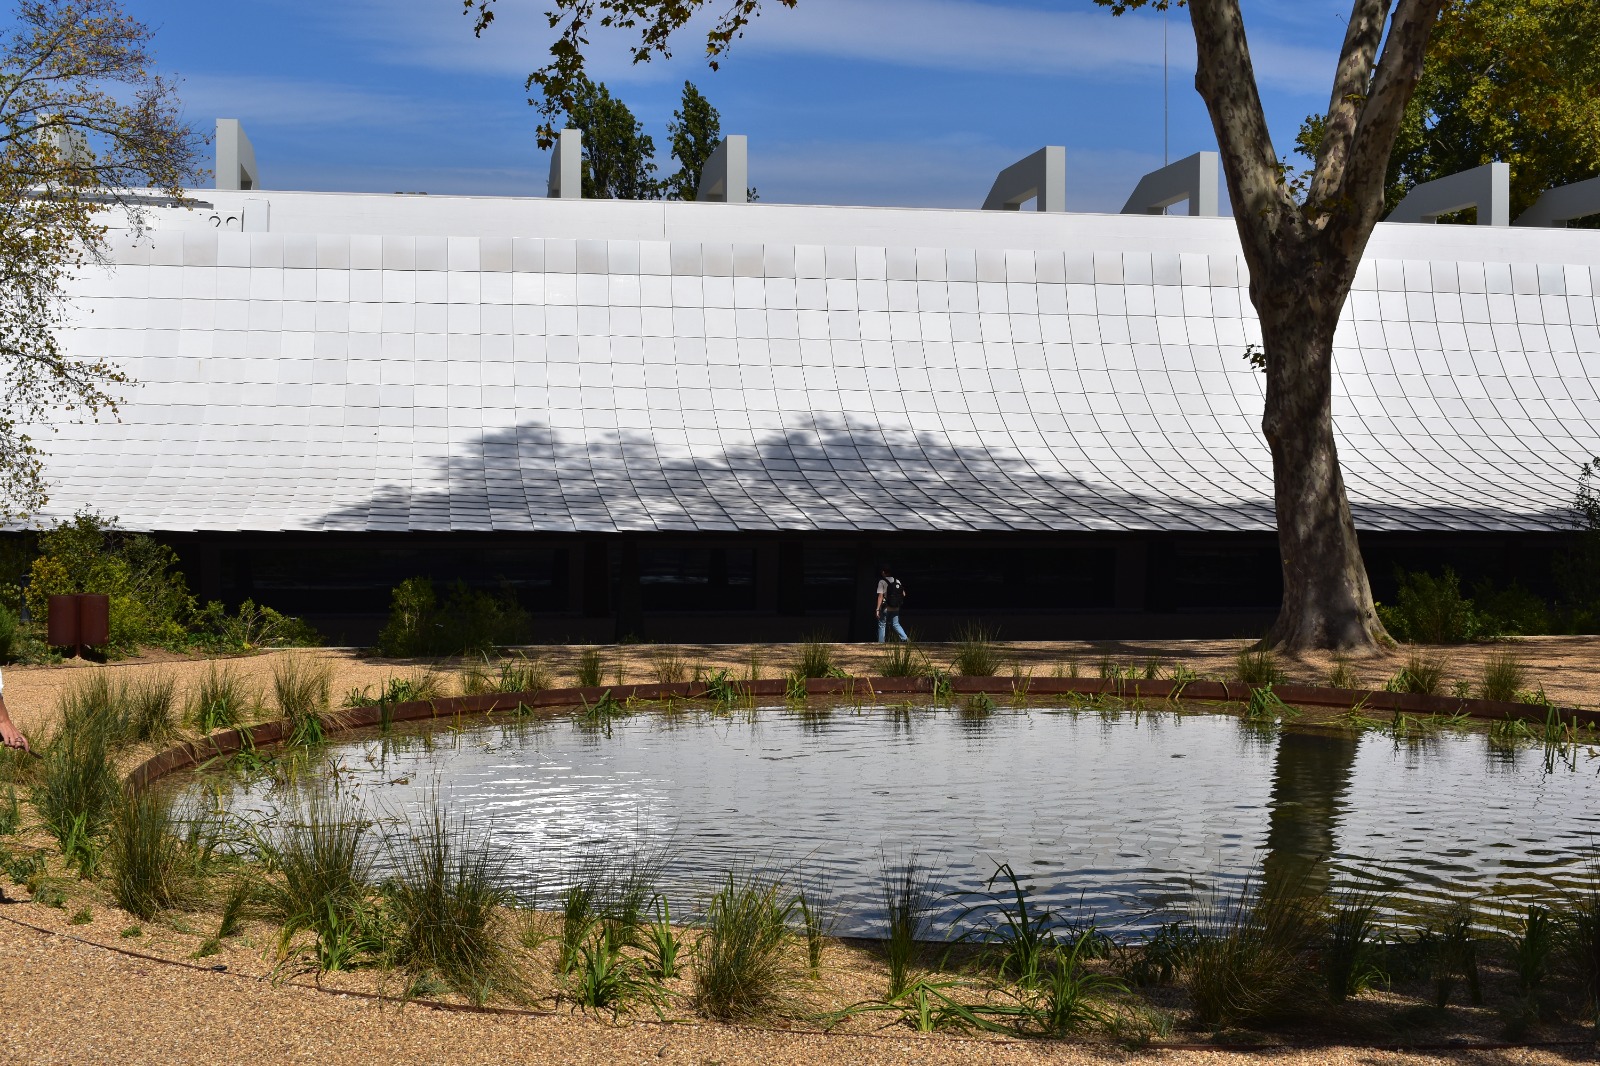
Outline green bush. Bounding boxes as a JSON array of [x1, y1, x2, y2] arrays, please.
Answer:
[[1377, 568, 1481, 644], [192, 599, 320, 651], [376, 577, 532, 657]]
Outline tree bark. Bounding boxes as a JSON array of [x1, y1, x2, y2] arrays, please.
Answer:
[[1185, 0, 1446, 654], [1256, 266, 1386, 652]]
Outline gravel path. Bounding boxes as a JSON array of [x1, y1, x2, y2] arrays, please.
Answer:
[[1, 913, 1594, 1066]]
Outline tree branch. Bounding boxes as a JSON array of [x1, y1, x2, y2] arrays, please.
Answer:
[[1304, 0, 1389, 208], [1187, 0, 1296, 249]]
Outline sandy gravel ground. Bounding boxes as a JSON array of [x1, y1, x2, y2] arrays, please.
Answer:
[[7, 635, 1600, 742], [5, 638, 1600, 1064], [1, 912, 1596, 1066]]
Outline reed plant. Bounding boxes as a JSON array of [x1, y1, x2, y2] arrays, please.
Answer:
[[950, 624, 1000, 677], [1185, 887, 1322, 1028], [1386, 653, 1448, 696], [33, 718, 119, 872], [125, 672, 179, 745], [1421, 900, 1481, 1008], [272, 655, 332, 744], [259, 792, 375, 970], [190, 662, 256, 733], [1017, 933, 1124, 1036], [1322, 889, 1386, 1003], [564, 926, 665, 1016], [1326, 658, 1360, 690], [1558, 886, 1600, 1018], [643, 897, 681, 979], [956, 862, 1057, 985], [576, 648, 605, 687], [1479, 650, 1528, 703], [1121, 920, 1199, 987], [106, 789, 191, 920], [694, 870, 803, 1021], [882, 853, 937, 998], [796, 884, 834, 977], [1234, 648, 1284, 687], [1515, 903, 1554, 994], [385, 807, 520, 1003], [0, 786, 20, 836], [794, 637, 837, 679], [459, 656, 549, 696], [652, 649, 688, 684], [878, 641, 925, 678]]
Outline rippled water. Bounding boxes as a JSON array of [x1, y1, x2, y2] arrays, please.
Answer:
[[175, 705, 1600, 936]]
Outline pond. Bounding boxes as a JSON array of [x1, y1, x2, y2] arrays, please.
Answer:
[[173, 704, 1600, 937]]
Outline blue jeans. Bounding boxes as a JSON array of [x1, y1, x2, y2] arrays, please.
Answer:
[[877, 611, 907, 642]]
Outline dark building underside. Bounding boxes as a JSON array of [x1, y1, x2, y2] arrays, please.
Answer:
[[151, 529, 1574, 646]]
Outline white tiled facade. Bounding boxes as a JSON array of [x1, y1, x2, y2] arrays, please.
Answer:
[[44, 191, 1600, 535]]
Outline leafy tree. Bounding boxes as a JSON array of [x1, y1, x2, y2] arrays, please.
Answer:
[[464, 0, 1455, 653], [665, 80, 720, 201], [564, 75, 661, 199], [0, 0, 200, 518], [1299, 0, 1600, 221]]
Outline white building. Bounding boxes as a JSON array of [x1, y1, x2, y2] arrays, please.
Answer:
[[40, 146, 1600, 641]]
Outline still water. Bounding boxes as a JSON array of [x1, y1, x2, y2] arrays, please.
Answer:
[[176, 705, 1600, 936]]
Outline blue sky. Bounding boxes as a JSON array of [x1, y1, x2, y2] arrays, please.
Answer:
[[135, 0, 1358, 211]]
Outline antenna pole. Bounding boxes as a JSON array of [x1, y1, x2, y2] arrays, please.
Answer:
[[1163, 6, 1169, 167]]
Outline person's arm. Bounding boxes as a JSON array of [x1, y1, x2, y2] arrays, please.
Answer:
[[0, 694, 29, 753]]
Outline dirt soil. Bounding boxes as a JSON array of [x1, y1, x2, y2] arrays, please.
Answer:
[[5, 638, 1600, 1064]]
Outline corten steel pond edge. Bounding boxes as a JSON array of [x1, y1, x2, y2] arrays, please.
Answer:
[[123, 675, 1599, 793]]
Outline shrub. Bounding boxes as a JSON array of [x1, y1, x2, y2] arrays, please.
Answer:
[[375, 577, 531, 657], [1478, 650, 1528, 703], [0, 603, 17, 663], [1376, 568, 1480, 644], [191, 598, 320, 651], [951, 623, 1000, 677], [24, 512, 193, 652], [106, 790, 191, 920], [385, 807, 520, 1003], [694, 870, 803, 1021], [1473, 581, 1551, 637]]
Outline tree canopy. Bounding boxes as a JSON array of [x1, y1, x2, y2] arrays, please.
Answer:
[[0, 0, 199, 518], [665, 80, 720, 201], [1298, 0, 1600, 220], [564, 75, 661, 199]]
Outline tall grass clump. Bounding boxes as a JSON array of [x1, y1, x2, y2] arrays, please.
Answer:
[[1323, 889, 1386, 1003], [951, 624, 1000, 677], [1479, 650, 1528, 703], [882, 853, 937, 997], [259, 793, 375, 970], [1387, 653, 1448, 696], [694, 870, 803, 1021], [1558, 886, 1600, 1018], [575, 648, 605, 688], [1186, 887, 1322, 1028], [106, 790, 191, 920], [386, 807, 520, 1003], [125, 672, 178, 745], [459, 655, 549, 697], [1515, 904, 1554, 994], [878, 641, 925, 678], [652, 648, 687, 684], [33, 718, 119, 871], [272, 654, 332, 744], [189, 662, 256, 733], [1326, 659, 1360, 690], [1234, 648, 1284, 687], [794, 637, 836, 679], [1421, 900, 1481, 1007]]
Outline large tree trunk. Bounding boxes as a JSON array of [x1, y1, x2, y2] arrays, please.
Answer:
[[1255, 279, 1388, 653]]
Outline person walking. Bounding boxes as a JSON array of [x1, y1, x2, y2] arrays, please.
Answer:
[[875, 565, 908, 643]]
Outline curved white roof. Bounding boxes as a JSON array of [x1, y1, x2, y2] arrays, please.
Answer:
[[42, 192, 1600, 534]]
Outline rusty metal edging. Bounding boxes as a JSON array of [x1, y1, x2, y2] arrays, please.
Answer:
[[123, 676, 1598, 793]]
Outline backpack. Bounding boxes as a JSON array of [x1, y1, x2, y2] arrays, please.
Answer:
[[884, 577, 906, 610]]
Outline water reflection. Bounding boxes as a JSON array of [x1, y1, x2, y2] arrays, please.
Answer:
[[171, 705, 1600, 935]]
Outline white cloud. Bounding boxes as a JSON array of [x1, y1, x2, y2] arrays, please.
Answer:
[[175, 72, 458, 129], [334, 0, 1336, 96]]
